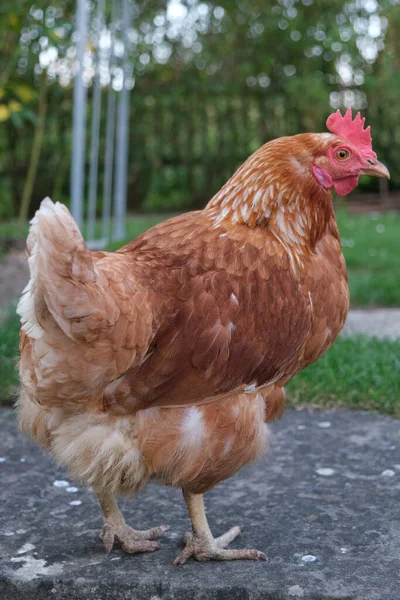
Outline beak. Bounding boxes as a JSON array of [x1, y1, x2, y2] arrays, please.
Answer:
[[361, 158, 390, 179]]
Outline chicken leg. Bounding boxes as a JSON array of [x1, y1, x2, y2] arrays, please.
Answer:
[[173, 491, 267, 564], [97, 492, 169, 554]]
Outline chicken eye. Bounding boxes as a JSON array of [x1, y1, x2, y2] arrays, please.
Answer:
[[336, 149, 351, 161]]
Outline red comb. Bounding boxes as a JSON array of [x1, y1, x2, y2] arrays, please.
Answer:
[[326, 108, 376, 158]]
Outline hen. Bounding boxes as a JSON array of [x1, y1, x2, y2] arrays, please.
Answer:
[[17, 109, 389, 564]]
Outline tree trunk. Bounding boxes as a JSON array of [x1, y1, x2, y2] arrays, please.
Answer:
[[19, 71, 48, 223]]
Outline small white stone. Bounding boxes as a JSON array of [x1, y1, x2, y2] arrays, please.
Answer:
[[69, 500, 82, 506], [316, 468, 335, 476], [301, 554, 317, 563], [297, 425, 307, 430], [318, 421, 331, 428], [20, 458, 26, 463], [53, 480, 69, 488], [16, 529, 27, 535], [66, 487, 78, 493], [17, 543, 35, 555], [0, 457, 6, 463], [288, 584, 304, 597], [340, 547, 348, 554], [381, 469, 395, 477], [111, 557, 121, 561], [4, 530, 15, 536]]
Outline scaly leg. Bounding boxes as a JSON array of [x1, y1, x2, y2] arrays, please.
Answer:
[[97, 492, 169, 554], [173, 491, 267, 564]]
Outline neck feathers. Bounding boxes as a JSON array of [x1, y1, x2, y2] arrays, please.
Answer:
[[206, 136, 334, 259]]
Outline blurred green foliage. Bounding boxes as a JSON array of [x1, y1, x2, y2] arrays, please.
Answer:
[[0, 0, 400, 219]]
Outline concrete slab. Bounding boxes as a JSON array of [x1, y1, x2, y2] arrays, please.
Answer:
[[0, 408, 399, 600], [343, 309, 400, 340]]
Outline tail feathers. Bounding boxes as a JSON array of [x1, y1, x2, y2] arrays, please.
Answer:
[[17, 198, 115, 340]]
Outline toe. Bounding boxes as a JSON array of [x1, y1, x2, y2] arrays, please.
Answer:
[[127, 524, 169, 540], [100, 525, 115, 554], [181, 531, 193, 544], [217, 548, 267, 561], [215, 526, 241, 548], [173, 545, 193, 565], [146, 524, 170, 540], [173, 532, 194, 565], [120, 539, 161, 554]]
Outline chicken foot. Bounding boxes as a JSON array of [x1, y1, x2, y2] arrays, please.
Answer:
[[97, 492, 169, 554], [173, 491, 267, 564]]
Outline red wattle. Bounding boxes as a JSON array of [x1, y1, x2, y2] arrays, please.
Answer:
[[312, 165, 333, 189], [332, 176, 359, 196]]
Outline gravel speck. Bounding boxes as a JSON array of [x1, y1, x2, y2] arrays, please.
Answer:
[[381, 469, 395, 477], [53, 480, 69, 488], [301, 555, 317, 563], [316, 468, 335, 476]]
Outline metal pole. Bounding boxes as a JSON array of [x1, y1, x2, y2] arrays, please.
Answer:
[[87, 0, 105, 242], [70, 0, 88, 229], [113, 0, 132, 241], [101, 2, 118, 243]]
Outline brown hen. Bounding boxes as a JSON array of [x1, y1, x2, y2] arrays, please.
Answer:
[[17, 110, 389, 563]]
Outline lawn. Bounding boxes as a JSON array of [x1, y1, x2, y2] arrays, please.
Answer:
[[287, 335, 400, 417], [335, 209, 400, 307]]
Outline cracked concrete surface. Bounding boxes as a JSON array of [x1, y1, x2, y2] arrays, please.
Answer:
[[1, 408, 399, 600]]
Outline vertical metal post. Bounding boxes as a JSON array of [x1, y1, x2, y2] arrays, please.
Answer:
[[101, 2, 118, 244], [113, 0, 132, 241], [70, 0, 88, 229], [87, 0, 105, 242]]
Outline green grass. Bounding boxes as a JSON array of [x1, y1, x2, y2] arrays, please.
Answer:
[[0, 309, 20, 405], [287, 335, 400, 417], [335, 209, 400, 307]]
